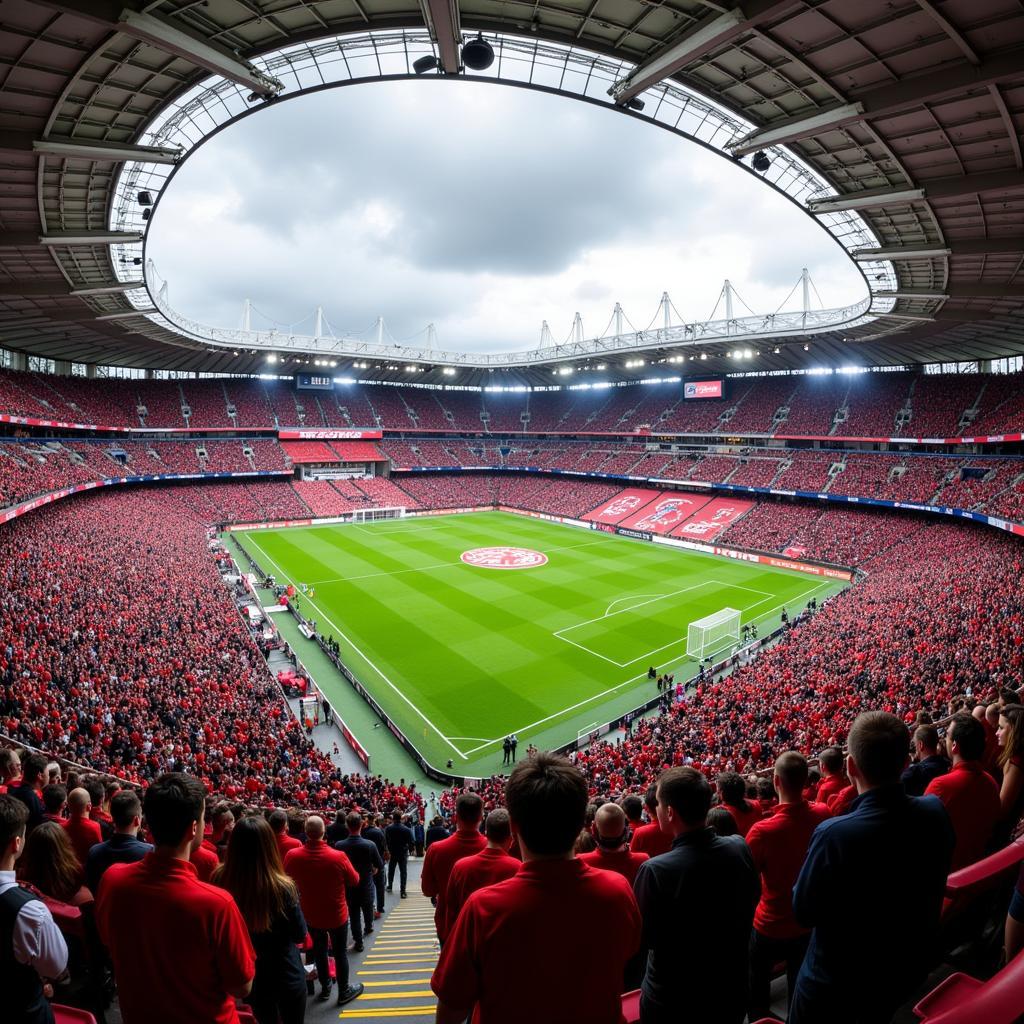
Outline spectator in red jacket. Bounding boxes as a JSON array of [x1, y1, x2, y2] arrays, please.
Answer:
[[745, 751, 831, 1021], [62, 788, 102, 868], [630, 785, 671, 857], [815, 747, 849, 806], [269, 809, 301, 862], [283, 814, 362, 1007], [432, 753, 641, 1024], [421, 792, 486, 944], [578, 802, 649, 885], [926, 713, 1001, 870], [96, 773, 255, 1024], [443, 808, 519, 937], [716, 772, 762, 836]]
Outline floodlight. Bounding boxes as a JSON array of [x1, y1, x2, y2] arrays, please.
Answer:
[[461, 34, 494, 71], [413, 55, 441, 75]]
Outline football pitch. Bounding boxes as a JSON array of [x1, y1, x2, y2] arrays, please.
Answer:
[[233, 511, 847, 777]]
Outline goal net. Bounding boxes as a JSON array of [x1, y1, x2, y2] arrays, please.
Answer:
[[686, 608, 741, 660], [351, 506, 405, 523]]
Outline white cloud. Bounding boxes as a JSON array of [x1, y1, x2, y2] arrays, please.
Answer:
[[149, 79, 864, 352]]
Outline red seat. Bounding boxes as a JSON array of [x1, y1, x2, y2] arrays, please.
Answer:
[[236, 1009, 258, 1024], [945, 838, 1024, 903], [621, 989, 640, 1024], [52, 1007, 97, 1024], [914, 950, 1024, 1022]]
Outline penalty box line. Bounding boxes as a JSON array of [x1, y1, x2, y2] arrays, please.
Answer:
[[463, 577, 837, 758], [241, 533, 469, 761]]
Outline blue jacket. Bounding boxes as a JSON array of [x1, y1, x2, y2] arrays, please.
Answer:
[[791, 784, 954, 1023]]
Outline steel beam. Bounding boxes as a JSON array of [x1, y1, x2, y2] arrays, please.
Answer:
[[95, 309, 157, 320], [34, 137, 183, 165], [38, 231, 143, 246], [730, 103, 864, 157], [71, 282, 146, 296], [853, 245, 951, 261], [877, 283, 1024, 299], [809, 169, 1024, 212], [610, 0, 800, 106], [418, 0, 461, 73]]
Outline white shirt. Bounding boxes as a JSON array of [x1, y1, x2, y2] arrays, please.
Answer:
[[0, 870, 69, 979]]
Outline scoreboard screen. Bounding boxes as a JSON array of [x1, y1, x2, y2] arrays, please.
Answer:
[[295, 373, 334, 391], [683, 378, 725, 400]]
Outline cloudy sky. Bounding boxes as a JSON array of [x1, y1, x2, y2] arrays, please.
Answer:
[[149, 79, 864, 354]]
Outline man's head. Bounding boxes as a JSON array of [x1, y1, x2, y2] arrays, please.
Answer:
[[304, 815, 325, 840], [483, 808, 512, 849], [819, 747, 845, 778], [143, 773, 207, 851], [0, 748, 20, 782], [455, 792, 483, 829], [847, 712, 910, 791], [110, 790, 143, 834], [643, 784, 658, 816], [656, 767, 712, 835], [773, 751, 809, 798], [620, 794, 643, 825], [0, 794, 29, 870], [209, 802, 234, 838], [82, 776, 105, 811], [913, 724, 940, 759], [21, 753, 48, 788], [593, 802, 629, 851], [268, 809, 289, 835], [67, 787, 91, 818], [948, 713, 986, 764], [504, 752, 587, 858], [346, 811, 363, 835], [42, 784, 67, 816], [391, 811, 402, 823]]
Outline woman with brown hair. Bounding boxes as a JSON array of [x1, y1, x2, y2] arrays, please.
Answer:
[[213, 814, 308, 1024], [996, 704, 1024, 842], [17, 820, 92, 906]]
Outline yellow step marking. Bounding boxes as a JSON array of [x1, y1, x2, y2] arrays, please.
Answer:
[[339, 1008, 436, 1018], [350, 990, 435, 1000], [361, 979, 434, 987], [358, 967, 438, 975], [363, 957, 438, 965]]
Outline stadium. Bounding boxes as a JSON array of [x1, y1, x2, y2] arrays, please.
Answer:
[[1, 0, 1024, 1022]]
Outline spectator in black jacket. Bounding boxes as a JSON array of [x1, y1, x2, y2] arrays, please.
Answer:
[[85, 790, 153, 895], [335, 813, 384, 951], [425, 816, 450, 849], [633, 766, 760, 1024], [6, 754, 47, 831], [384, 812, 415, 898], [363, 816, 388, 917], [900, 724, 950, 796]]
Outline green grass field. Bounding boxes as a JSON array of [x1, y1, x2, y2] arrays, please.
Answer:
[[233, 511, 847, 777]]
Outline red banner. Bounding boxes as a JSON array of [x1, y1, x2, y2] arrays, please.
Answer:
[[617, 492, 712, 534], [583, 487, 662, 525], [670, 496, 754, 540]]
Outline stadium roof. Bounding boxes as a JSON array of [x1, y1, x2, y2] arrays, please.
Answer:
[[0, 0, 1023, 385]]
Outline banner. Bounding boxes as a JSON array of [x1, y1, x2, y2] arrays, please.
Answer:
[[277, 429, 382, 440]]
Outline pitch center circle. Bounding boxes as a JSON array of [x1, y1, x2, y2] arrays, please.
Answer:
[[460, 546, 549, 569]]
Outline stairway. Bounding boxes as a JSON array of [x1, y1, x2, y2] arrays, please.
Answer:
[[341, 891, 439, 1021]]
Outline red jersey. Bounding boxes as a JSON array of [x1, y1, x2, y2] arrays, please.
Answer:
[[630, 821, 672, 857], [276, 833, 302, 862], [444, 846, 520, 937], [96, 852, 255, 1024], [925, 760, 1001, 870], [190, 841, 219, 883], [63, 816, 103, 868], [432, 858, 641, 1024], [284, 839, 359, 930], [722, 801, 763, 837], [421, 827, 487, 941], [745, 800, 831, 939], [578, 846, 649, 886], [816, 774, 849, 806], [827, 784, 857, 816]]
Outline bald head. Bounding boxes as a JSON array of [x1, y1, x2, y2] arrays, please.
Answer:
[[593, 802, 629, 850], [305, 815, 325, 840], [68, 787, 91, 818]]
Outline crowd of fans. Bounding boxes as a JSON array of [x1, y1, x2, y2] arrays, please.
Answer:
[[2, 366, 1022, 436]]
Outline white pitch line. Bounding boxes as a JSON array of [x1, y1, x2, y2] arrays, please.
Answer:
[[242, 534, 468, 760], [604, 594, 663, 616], [556, 580, 723, 636]]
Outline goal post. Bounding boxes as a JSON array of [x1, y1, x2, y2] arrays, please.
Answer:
[[351, 506, 405, 523], [686, 608, 741, 661]]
